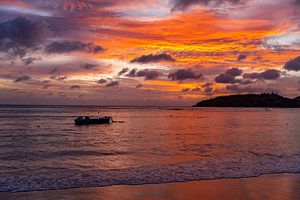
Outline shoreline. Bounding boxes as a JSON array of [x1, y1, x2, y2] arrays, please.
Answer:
[[2, 172, 300, 194], [2, 173, 300, 200]]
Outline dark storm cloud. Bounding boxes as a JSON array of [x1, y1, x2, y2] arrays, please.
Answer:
[[171, 0, 245, 10], [191, 87, 201, 92], [215, 73, 237, 84], [14, 75, 30, 83], [202, 82, 213, 93], [125, 69, 161, 80], [214, 68, 242, 84], [130, 53, 175, 63], [202, 82, 213, 88], [239, 79, 254, 85], [97, 79, 107, 84], [225, 68, 243, 77], [136, 69, 162, 80], [182, 88, 190, 92], [168, 69, 202, 81], [45, 41, 104, 54], [284, 56, 300, 71], [80, 63, 98, 70], [237, 54, 247, 61], [243, 69, 281, 80], [118, 68, 129, 76], [0, 17, 50, 58], [105, 81, 119, 87], [70, 85, 80, 89], [204, 87, 213, 93], [126, 68, 137, 77]]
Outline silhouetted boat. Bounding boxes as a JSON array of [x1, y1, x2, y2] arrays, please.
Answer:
[[75, 116, 113, 125]]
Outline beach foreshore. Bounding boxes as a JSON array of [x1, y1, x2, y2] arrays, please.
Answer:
[[1, 173, 299, 200]]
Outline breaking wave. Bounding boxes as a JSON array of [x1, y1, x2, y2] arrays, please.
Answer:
[[1, 154, 299, 192]]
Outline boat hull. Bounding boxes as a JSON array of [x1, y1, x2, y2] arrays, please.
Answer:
[[75, 117, 112, 125]]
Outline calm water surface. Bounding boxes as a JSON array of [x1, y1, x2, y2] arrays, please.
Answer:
[[0, 106, 299, 192]]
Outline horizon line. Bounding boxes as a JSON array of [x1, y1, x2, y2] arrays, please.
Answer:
[[0, 104, 191, 107]]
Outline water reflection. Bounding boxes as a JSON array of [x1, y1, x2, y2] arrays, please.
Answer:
[[0, 106, 299, 192]]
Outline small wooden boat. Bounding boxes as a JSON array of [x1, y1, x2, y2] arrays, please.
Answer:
[[75, 116, 113, 125]]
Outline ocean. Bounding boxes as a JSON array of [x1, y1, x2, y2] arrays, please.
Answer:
[[0, 106, 299, 192]]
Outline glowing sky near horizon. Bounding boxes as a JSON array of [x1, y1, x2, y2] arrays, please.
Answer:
[[0, 0, 300, 105]]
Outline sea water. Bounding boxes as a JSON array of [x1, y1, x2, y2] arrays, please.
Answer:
[[0, 106, 299, 192]]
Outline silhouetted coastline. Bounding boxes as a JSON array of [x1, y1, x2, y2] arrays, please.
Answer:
[[194, 93, 300, 108]]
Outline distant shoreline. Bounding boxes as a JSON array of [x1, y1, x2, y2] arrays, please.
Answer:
[[194, 93, 300, 108]]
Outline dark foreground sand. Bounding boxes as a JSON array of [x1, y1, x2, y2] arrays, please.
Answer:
[[1, 173, 300, 200]]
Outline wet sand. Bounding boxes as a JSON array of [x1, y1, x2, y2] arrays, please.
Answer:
[[1, 173, 300, 200]]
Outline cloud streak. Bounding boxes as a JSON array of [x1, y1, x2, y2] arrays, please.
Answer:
[[80, 63, 99, 70], [243, 69, 281, 80], [171, 0, 246, 10], [70, 85, 80, 89], [126, 69, 162, 80], [14, 75, 30, 83], [105, 81, 119, 87], [45, 41, 104, 54], [168, 69, 202, 81], [131, 53, 175, 63]]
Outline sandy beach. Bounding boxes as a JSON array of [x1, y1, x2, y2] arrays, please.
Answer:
[[1, 173, 299, 200]]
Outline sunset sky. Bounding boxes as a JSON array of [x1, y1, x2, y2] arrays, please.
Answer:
[[0, 0, 300, 105]]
